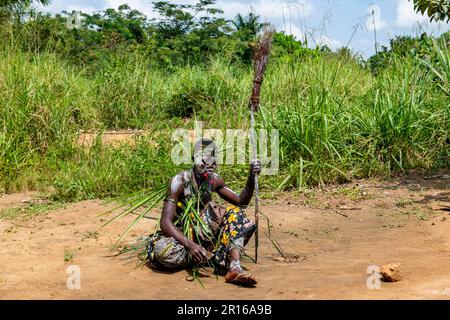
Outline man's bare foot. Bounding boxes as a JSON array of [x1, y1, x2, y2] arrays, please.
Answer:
[[224, 261, 257, 286], [225, 269, 257, 286]]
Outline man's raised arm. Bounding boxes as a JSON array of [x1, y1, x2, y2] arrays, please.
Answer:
[[215, 160, 261, 207]]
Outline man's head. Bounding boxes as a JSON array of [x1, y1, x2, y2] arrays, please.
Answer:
[[192, 138, 218, 178]]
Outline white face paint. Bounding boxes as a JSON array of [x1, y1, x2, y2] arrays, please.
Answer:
[[193, 152, 217, 177], [193, 140, 218, 176], [229, 260, 243, 272], [170, 174, 183, 193]]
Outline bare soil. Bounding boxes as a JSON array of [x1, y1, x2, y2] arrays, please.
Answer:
[[77, 130, 147, 147], [1, 176, 449, 300]]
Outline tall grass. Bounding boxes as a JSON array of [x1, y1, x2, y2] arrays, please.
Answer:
[[0, 40, 448, 198], [262, 53, 448, 188], [0, 47, 91, 192]]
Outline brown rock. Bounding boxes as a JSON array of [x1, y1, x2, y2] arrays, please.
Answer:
[[381, 263, 401, 282]]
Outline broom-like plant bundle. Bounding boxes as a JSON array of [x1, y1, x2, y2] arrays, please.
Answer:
[[248, 27, 274, 263], [99, 185, 167, 248], [249, 27, 274, 112]]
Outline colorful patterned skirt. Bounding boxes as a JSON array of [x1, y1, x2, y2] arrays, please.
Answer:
[[147, 205, 256, 269]]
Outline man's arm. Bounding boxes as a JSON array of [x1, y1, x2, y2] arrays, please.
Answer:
[[160, 174, 209, 264], [215, 160, 261, 207]]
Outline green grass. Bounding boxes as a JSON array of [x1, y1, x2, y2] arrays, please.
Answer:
[[334, 187, 368, 201], [0, 201, 64, 220], [82, 231, 99, 240], [64, 248, 74, 262], [395, 199, 413, 208], [398, 208, 436, 221], [0, 39, 448, 200]]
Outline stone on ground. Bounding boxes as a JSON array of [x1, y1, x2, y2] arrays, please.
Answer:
[[381, 263, 401, 282]]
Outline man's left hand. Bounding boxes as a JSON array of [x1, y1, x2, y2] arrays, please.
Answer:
[[250, 159, 261, 176]]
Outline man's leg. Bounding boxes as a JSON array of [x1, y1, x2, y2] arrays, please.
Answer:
[[224, 237, 257, 286], [148, 235, 190, 269]]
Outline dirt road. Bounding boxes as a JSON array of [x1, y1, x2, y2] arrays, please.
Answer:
[[1, 176, 449, 299]]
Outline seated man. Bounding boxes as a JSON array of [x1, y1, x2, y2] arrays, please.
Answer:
[[147, 138, 261, 286]]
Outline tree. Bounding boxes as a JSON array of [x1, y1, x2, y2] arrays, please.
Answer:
[[82, 4, 149, 45], [231, 12, 267, 63], [0, 0, 50, 23], [150, 0, 230, 65], [152, 0, 227, 40], [232, 12, 265, 41], [410, 0, 450, 22], [367, 31, 449, 74]]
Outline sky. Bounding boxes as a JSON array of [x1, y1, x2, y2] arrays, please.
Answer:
[[36, 0, 449, 58]]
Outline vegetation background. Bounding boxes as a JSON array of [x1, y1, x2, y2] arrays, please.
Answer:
[[0, 0, 448, 203]]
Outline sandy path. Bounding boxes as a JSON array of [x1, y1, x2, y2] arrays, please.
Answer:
[[0, 177, 449, 299]]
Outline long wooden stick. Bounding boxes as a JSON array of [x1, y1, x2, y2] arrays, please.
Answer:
[[248, 27, 273, 263], [249, 107, 259, 263]]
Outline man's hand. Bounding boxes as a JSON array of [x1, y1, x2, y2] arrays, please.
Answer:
[[188, 242, 209, 264], [250, 159, 262, 176]]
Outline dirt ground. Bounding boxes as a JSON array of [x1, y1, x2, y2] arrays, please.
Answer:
[[77, 130, 147, 147], [1, 175, 449, 300]]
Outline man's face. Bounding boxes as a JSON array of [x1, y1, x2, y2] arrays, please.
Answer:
[[193, 147, 217, 177]]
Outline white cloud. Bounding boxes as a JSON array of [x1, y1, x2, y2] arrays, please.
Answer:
[[34, 1, 65, 14], [35, 0, 104, 14], [217, 0, 314, 21], [39, 0, 316, 25], [66, 5, 98, 14], [104, 0, 160, 19], [394, 0, 449, 33], [103, 0, 315, 23], [316, 35, 342, 50], [217, 0, 314, 42], [283, 23, 304, 41], [366, 4, 388, 30], [395, 0, 428, 28]]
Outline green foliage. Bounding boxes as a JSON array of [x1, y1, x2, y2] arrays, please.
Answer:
[[149, 0, 231, 65], [268, 53, 448, 187], [64, 248, 74, 262], [367, 32, 449, 74], [230, 12, 268, 63], [0, 1, 449, 198], [411, 0, 450, 22], [419, 37, 449, 95], [50, 133, 181, 202], [0, 1, 334, 69], [0, 200, 63, 220], [272, 31, 320, 60], [0, 0, 50, 23]]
